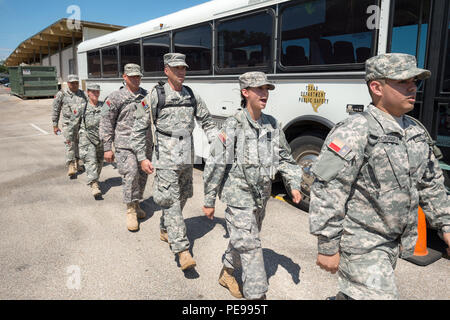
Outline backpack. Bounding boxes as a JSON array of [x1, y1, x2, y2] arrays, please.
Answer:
[[153, 81, 197, 123]]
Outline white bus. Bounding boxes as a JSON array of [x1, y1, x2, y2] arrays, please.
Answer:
[[77, 0, 450, 211]]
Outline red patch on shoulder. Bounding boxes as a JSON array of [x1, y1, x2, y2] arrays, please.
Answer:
[[218, 132, 227, 144]]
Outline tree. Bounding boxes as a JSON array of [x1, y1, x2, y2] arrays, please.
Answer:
[[0, 60, 8, 74]]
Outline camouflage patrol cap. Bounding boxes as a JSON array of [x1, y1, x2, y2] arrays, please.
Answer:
[[164, 53, 189, 68], [67, 74, 79, 82], [124, 63, 143, 77], [87, 83, 100, 91], [239, 71, 275, 90], [365, 53, 431, 82]]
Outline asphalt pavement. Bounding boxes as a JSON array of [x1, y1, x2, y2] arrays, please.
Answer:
[[0, 86, 448, 300]]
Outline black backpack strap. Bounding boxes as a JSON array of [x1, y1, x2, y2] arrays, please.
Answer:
[[360, 111, 381, 160], [183, 85, 197, 115], [359, 111, 384, 191], [155, 81, 166, 121], [404, 114, 443, 160], [81, 101, 98, 145], [154, 82, 197, 122], [82, 99, 88, 129]]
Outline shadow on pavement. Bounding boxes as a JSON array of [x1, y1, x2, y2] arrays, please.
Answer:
[[229, 248, 301, 289], [100, 177, 122, 195], [263, 248, 301, 284], [183, 215, 229, 279], [182, 266, 200, 279], [140, 197, 160, 222], [185, 215, 229, 253], [426, 227, 450, 260]]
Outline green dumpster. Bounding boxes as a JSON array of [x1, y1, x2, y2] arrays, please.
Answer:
[[8, 66, 58, 98]]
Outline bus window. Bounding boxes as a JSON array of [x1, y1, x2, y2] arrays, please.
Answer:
[[174, 24, 212, 73], [438, 104, 450, 139], [390, 0, 431, 69], [101, 47, 118, 78], [119, 40, 141, 75], [442, 11, 450, 93], [216, 10, 273, 72], [438, 8, 450, 151], [279, 0, 375, 70], [87, 50, 101, 78], [143, 34, 170, 75]]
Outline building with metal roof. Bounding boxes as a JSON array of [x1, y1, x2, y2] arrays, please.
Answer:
[[4, 18, 124, 84]]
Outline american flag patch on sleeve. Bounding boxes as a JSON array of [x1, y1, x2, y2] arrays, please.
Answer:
[[218, 131, 227, 145], [141, 101, 149, 110], [328, 138, 351, 158]]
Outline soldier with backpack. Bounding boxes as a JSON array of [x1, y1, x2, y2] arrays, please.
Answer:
[[52, 74, 87, 177], [100, 64, 149, 231], [79, 83, 104, 198], [309, 53, 450, 300], [131, 53, 217, 271]]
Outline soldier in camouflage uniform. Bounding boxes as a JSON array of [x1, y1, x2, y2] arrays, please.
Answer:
[[52, 74, 87, 177], [309, 53, 450, 300], [79, 83, 103, 198], [131, 53, 217, 271], [99, 64, 149, 231], [202, 72, 302, 300]]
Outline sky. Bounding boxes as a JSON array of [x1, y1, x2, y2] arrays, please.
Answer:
[[0, 0, 212, 60]]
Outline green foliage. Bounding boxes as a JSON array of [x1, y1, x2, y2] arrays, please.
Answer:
[[0, 60, 8, 74]]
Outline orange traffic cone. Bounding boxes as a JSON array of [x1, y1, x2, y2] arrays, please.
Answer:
[[404, 207, 442, 266]]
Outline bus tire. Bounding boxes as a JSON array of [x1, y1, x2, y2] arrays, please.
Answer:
[[289, 134, 325, 213]]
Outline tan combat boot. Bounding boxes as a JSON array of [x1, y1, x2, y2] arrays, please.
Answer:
[[126, 203, 139, 231], [178, 250, 196, 270], [218, 266, 243, 298], [134, 201, 146, 219], [67, 161, 77, 176], [160, 229, 168, 242], [90, 181, 101, 197]]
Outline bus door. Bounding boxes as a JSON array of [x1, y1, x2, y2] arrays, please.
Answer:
[[389, 0, 450, 190], [422, 0, 450, 190]]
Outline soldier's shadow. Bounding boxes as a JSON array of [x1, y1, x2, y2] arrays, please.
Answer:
[[232, 248, 301, 287], [139, 197, 159, 221], [263, 248, 301, 284], [99, 177, 122, 195], [180, 216, 229, 280], [185, 216, 229, 253]]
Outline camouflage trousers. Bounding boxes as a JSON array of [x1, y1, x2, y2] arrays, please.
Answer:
[[223, 204, 268, 300], [338, 243, 399, 300], [115, 148, 148, 204], [62, 121, 80, 165], [153, 166, 193, 254], [79, 132, 104, 185]]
